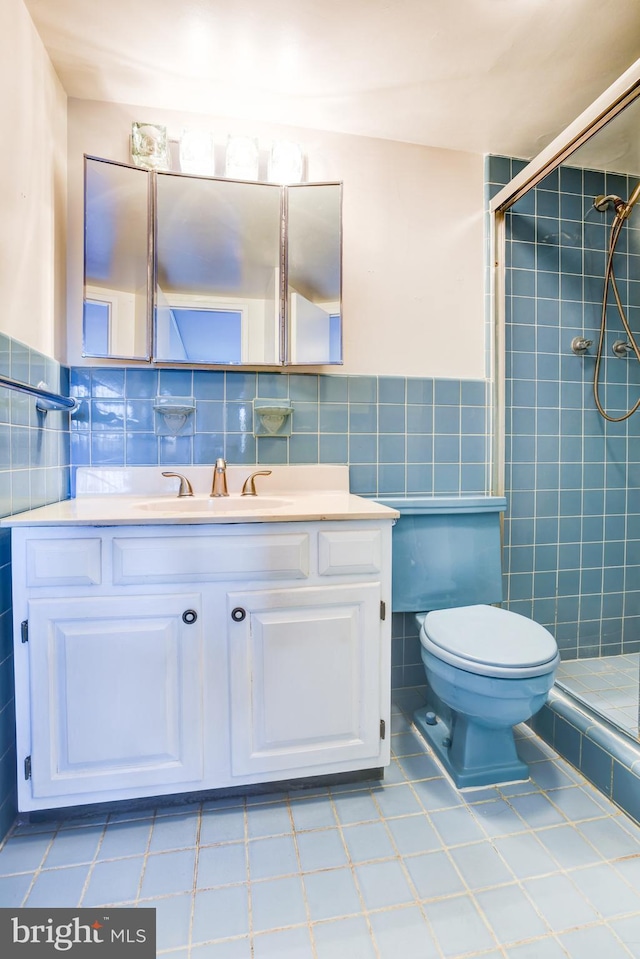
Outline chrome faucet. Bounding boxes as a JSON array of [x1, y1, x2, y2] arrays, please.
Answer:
[[211, 457, 229, 497]]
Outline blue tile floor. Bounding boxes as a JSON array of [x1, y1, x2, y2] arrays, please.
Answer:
[[3, 687, 640, 957]]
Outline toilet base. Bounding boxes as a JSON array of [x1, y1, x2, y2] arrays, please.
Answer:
[[414, 706, 530, 789]]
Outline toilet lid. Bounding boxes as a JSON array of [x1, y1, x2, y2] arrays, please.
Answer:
[[421, 605, 559, 678]]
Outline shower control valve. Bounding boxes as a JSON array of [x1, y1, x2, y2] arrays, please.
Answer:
[[612, 339, 633, 358], [571, 336, 593, 356]]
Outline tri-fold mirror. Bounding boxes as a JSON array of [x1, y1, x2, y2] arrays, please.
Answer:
[[83, 156, 343, 366]]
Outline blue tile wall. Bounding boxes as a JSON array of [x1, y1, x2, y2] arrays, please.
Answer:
[[0, 335, 71, 841], [488, 154, 640, 661], [69, 369, 491, 498], [69, 368, 493, 689]]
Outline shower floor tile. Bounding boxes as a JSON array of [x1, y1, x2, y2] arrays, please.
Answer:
[[3, 687, 640, 957], [557, 654, 640, 737]]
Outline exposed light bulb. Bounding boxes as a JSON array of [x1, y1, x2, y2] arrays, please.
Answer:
[[268, 140, 304, 184], [225, 136, 260, 180], [179, 129, 215, 175]]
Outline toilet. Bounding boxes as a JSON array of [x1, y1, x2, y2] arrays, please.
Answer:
[[376, 495, 559, 788]]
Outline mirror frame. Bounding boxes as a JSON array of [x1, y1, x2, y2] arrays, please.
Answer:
[[83, 158, 343, 368], [283, 181, 343, 367], [82, 155, 153, 361], [489, 58, 640, 495], [152, 170, 284, 367]]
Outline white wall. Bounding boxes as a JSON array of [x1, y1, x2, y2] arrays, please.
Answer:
[[0, 0, 67, 358], [67, 100, 486, 379]]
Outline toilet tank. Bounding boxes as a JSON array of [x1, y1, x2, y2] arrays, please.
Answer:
[[374, 496, 507, 613]]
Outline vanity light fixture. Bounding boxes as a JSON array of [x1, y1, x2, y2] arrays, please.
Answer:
[[267, 140, 304, 184], [136, 124, 306, 183], [225, 135, 260, 180], [179, 129, 216, 175]]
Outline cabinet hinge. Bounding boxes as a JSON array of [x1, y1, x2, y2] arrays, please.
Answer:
[[24, 756, 31, 780], [380, 601, 386, 621], [380, 719, 386, 740], [21, 620, 28, 643]]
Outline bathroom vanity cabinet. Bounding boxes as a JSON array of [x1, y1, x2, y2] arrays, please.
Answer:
[[10, 519, 392, 811]]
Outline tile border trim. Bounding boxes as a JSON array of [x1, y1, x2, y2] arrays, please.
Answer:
[[530, 686, 640, 824]]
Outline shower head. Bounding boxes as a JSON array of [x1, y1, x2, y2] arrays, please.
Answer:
[[594, 182, 640, 220], [594, 193, 625, 214]]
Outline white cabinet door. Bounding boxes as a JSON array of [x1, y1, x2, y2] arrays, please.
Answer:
[[26, 594, 204, 800], [227, 583, 382, 776]]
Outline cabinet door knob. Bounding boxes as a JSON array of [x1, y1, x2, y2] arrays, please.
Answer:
[[231, 607, 246, 622], [182, 609, 198, 624]]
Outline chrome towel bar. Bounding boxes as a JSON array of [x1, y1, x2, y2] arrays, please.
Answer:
[[0, 374, 77, 413]]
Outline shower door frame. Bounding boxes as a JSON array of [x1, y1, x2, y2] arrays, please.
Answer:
[[489, 57, 640, 737]]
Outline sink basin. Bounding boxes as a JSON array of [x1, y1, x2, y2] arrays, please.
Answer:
[[138, 496, 294, 513]]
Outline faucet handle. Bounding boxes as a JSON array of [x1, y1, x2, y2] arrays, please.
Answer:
[[215, 457, 226, 470], [161, 471, 194, 497], [241, 470, 272, 496]]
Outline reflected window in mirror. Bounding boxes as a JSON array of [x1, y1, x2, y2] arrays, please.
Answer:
[[155, 305, 244, 364], [329, 314, 342, 364], [83, 299, 111, 357]]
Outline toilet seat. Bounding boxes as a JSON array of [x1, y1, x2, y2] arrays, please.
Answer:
[[421, 604, 559, 679]]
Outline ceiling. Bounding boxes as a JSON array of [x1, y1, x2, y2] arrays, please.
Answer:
[[23, 0, 640, 161]]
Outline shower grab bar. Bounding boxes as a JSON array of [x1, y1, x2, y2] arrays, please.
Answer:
[[0, 374, 77, 413]]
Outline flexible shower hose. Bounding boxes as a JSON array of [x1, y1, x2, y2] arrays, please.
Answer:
[[593, 212, 640, 422]]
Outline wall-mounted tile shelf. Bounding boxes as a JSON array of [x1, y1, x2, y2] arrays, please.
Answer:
[[253, 399, 294, 437], [153, 396, 196, 436]]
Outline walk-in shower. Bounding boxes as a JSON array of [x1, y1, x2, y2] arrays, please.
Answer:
[[499, 156, 640, 741], [488, 58, 640, 820], [548, 174, 640, 739], [504, 148, 640, 738], [490, 80, 640, 752]]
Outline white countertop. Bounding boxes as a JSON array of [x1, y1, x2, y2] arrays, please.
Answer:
[[1, 465, 400, 527], [1, 492, 398, 527]]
